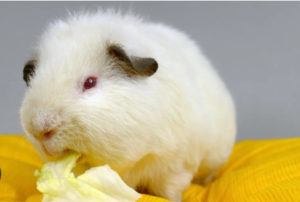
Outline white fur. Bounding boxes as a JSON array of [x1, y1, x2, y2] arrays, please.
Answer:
[[20, 9, 236, 202]]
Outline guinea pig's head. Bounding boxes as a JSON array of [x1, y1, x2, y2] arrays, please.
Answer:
[[20, 16, 159, 169]]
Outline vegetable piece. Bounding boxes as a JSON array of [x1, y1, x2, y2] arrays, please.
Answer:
[[34, 153, 142, 202]]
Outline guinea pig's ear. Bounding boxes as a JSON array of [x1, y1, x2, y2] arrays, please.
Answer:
[[23, 60, 36, 86], [107, 44, 158, 77]]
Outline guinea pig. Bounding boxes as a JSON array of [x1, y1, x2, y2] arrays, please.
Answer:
[[20, 9, 236, 202]]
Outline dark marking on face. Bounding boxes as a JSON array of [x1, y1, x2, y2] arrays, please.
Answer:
[[23, 60, 36, 86], [107, 44, 158, 77]]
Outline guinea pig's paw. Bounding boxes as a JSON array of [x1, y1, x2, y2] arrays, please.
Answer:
[[155, 169, 193, 202]]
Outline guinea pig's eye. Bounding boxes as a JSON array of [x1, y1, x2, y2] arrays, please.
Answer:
[[84, 77, 97, 90]]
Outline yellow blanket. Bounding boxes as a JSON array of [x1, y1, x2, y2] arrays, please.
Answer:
[[0, 135, 299, 202]]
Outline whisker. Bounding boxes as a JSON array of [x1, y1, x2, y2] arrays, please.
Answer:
[[13, 135, 27, 166], [1, 112, 20, 116], [0, 81, 24, 83]]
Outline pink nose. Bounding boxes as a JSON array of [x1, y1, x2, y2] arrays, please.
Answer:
[[44, 130, 55, 141], [41, 130, 61, 156]]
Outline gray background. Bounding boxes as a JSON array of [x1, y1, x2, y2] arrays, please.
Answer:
[[0, 2, 299, 141]]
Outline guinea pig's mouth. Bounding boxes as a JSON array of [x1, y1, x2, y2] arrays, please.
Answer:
[[42, 144, 72, 156], [41, 144, 84, 163], [76, 154, 84, 163], [41, 143, 63, 156]]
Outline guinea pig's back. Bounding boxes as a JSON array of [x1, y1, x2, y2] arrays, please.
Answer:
[[141, 21, 236, 167]]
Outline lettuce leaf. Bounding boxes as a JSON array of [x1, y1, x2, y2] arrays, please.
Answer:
[[34, 153, 141, 202]]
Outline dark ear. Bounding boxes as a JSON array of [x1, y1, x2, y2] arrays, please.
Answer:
[[23, 60, 36, 86], [107, 45, 158, 77]]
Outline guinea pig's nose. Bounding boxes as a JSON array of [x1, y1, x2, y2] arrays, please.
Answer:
[[27, 112, 61, 141], [43, 130, 55, 141]]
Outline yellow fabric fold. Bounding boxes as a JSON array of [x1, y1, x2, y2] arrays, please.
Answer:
[[0, 135, 300, 202]]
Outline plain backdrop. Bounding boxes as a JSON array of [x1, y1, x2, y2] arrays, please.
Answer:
[[0, 2, 299, 141]]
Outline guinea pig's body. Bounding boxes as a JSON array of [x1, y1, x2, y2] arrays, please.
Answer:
[[20, 10, 236, 202]]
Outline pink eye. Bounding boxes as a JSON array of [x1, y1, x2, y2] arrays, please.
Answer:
[[84, 77, 97, 90]]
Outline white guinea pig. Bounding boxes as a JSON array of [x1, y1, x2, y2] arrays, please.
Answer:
[[20, 10, 236, 202]]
